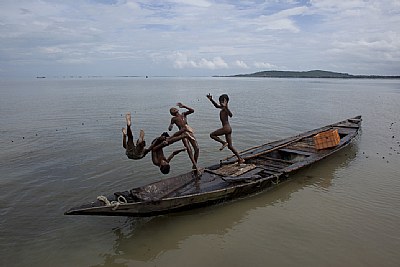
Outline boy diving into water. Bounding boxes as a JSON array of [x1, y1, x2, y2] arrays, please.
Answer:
[[144, 132, 188, 174], [122, 112, 146, 160]]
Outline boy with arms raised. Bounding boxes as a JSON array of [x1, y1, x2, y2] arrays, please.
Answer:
[[169, 102, 200, 173], [206, 94, 244, 164]]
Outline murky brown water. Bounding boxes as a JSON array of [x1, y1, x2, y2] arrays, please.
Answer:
[[1, 77, 399, 266]]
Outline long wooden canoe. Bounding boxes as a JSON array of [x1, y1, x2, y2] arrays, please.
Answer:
[[65, 115, 362, 217]]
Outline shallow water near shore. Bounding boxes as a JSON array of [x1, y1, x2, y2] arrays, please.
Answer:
[[1, 77, 400, 267]]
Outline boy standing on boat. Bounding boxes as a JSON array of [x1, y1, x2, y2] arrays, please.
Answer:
[[168, 102, 200, 173], [206, 94, 244, 164], [122, 112, 147, 160], [144, 132, 188, 174]]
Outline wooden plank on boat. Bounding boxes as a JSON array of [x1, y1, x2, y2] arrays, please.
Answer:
[[256, 158, 292, 169], [211, 163, 257, 177], [335, 124, 360, 129], [131, 174, 196, 201], [222, 174, 262, 183], [254, 162, 284, 172], [279, 148, 315, 156], [246, 158, 286, 171], [348, 118, 361, 123], [222, 168, 266, 183], [258, 155, 294, 164], [286, 144, 317, 154], [335, 120, 361, 129]]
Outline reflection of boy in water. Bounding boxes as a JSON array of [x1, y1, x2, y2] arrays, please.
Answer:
[[168, 102, 199, 172], [144, 132, 187, 174], [122, 112, 146, 160], [206, 94, 244, 164]]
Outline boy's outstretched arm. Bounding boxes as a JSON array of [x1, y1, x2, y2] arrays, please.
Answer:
[[166, 148, 187, 162], [177, 102, 194, 115], [168, 118, 175, 131], [206, 94, 221, 108], [145, 137, 167, 153]]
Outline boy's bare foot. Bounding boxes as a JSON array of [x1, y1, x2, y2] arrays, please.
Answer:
[[125, 112, 131, 126], [193, 168, 202, 178], [238, 158, 245, 164], [139, 129, 145, 143], [122, 127, 127, 135], [219, 142, 228, 151]]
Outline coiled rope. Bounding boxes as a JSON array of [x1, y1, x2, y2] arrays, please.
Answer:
[[97, 195, 127, 210]]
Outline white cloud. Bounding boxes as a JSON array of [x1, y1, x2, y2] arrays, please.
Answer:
[[254, 62, 277, 69], [234, 60, 249, 69], [172, 52, 228, 69], [173, 0, 211, 8]]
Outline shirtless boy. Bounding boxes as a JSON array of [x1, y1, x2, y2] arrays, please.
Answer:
[[206, 94, 244, 164], [144, 132, 187, 174], [169, 102, 200, 172], [122, 112, 146, 160]]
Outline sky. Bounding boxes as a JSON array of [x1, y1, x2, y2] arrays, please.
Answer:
[[0, 0, 399, 77]]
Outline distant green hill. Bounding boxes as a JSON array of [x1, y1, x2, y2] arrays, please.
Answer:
[[220, 70, 399, 79]]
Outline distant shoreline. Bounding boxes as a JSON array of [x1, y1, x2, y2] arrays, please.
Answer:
[[33, 70, 400, 79], [215, 70, 400, 79]]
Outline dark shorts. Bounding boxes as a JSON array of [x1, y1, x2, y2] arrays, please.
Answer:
[[126, 142, 145, 160]]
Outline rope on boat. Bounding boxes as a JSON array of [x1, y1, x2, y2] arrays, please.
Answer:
[[97, 195, 127, 211], [271, 173, 281, 185]]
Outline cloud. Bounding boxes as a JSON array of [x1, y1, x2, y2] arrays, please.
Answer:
[[253, 62, 277, 69], [172, 52, 228, 69], [173, 0, 211, 8], [246, 6, 309, 33], [234, 60, 249, 69]]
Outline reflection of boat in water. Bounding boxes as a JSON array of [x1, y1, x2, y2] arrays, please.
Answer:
[[92, 143, 359, 265], [65, 116, 362, 217]]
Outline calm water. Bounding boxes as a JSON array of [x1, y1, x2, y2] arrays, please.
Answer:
[[1, 77, 399, 267]]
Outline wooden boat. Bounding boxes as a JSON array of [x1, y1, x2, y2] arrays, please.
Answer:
[[65, 116, 362, 217]]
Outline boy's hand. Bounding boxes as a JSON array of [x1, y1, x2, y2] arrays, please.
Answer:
[[177, 102, 183, 108], [206, 93, 212, 100]]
